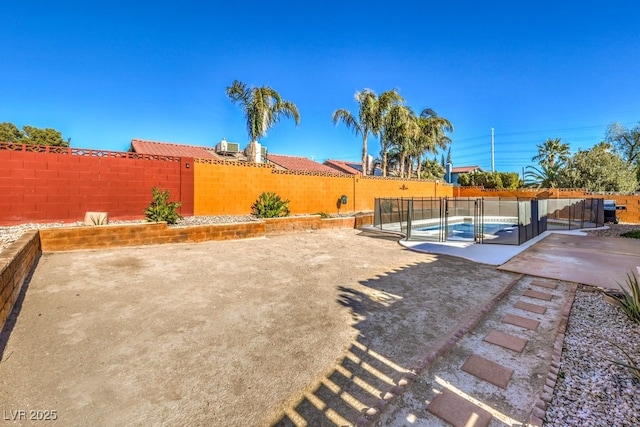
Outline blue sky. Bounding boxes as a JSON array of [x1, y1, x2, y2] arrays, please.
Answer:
[[2, 1, 639, 173]]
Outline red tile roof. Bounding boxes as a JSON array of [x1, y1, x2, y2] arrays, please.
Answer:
[[323, 159, 361, 175], [268, 154, 338, 173], [130, 139, 219, 159], [451, 165, 483, 173]]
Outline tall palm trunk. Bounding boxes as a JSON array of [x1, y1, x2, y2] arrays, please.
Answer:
[[361, 134, 368, 176], [382, 150, 388, 177]]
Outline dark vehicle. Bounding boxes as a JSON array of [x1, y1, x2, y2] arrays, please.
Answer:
[[604, 200, 619, 224]]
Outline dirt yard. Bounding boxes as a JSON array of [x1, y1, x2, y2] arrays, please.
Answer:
[[0, 229, 517, 426]]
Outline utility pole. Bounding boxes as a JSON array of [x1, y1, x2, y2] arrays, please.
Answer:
[[491, 127, 495, 172]]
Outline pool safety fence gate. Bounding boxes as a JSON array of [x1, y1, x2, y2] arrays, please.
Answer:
[[373, 197, 605, 246]]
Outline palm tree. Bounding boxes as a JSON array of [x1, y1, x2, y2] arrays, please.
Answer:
[[382, 105, 419, 178], [332, 89, 403, 176], [532, 138, 570, 168], [415, 109, 453, 179], [524, 163, 563, 188], [226, 80, 300, 162]]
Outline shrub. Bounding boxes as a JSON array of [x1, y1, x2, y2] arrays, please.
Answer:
[[251, 192, 290, 218], [314, 212, 331, 219], [144, 187, 183, 224], [621, 229, 640, 239]]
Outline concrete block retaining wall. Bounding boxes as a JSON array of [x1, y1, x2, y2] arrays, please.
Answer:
[[0, 231, 40, 331]]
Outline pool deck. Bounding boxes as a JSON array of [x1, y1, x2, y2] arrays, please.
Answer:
[[399, 229, 589, 266], [400, 227, 640, 290]]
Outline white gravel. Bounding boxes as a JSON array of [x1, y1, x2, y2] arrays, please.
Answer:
[[544, 289, 640, 426]]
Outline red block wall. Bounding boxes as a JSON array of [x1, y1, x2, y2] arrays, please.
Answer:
[[0, 145, 194, 225]]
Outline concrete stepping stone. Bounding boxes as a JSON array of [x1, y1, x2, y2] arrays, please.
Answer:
[[461, 353, 514, 389], [523, 289, 554, 301], [427, 388, 492, 427], [514, 301, 547, 314], [530, 280, 558, 290], [484, 329, 528, 353], [502, 313, 540, 330]]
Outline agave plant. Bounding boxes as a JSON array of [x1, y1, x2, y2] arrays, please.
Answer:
[[606, 272, 640, 324], [605, 338, 640, 380]]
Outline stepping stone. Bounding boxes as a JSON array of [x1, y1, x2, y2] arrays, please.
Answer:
[[502, 313, 540, 330], [523, 289, 553, 301], [531, 280, 558, 290], [461, 353, 514, 389], [514, 301, 547, 314], [484, 329, 528, 353], [427, 388, 492, 427]]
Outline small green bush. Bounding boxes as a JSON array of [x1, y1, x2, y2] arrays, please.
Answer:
[[251, 192, 290, 218], [621, 229, 640, 239], [314, 212, 331, 219], [144, 187, 183, 224]]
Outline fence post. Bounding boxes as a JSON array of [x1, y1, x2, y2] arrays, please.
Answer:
[[406, 199, 413, 240]]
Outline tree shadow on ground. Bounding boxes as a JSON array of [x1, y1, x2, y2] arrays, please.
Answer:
[[271, 255, 517, 426]]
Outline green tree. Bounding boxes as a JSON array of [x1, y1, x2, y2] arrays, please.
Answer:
[[22, 126, 70, 146], [606, 121, 640, 182], [457, 173, 471, 186], [532, 138, 570, 168], [606, 122, 640, 165], [557, 142, 638, 192], [0, 122, 23, 142], [226, 80, 300, 162], [0, 122, 70, 146], [420, 158, 445, 180], [332, 88, 403, 176], [457, 171, 518, 189], [499, 172, 522, 189]]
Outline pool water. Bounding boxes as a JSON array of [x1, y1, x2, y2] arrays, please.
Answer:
[[418, 222, 517, 239]]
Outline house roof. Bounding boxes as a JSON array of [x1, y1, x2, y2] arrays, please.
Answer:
[[130, 139, 220, 159], [451, 165, 484, 173], [324, 159, 384, 176], [268, 154, 338, 173], [324, 159, 361, 175]]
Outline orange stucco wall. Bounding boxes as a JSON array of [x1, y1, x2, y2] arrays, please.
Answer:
[[194, 159, 455, 215], [456, 187, 640, 223]]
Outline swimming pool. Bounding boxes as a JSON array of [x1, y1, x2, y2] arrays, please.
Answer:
[[416, 221, 518, 240]]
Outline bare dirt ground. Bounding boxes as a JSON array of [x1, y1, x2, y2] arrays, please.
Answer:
[[0, 229, 518, 426]]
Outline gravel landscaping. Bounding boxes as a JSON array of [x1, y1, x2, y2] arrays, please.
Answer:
[[544, 289, 640, 426]]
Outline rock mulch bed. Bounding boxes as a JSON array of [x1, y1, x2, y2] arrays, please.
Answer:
[[544, 223, 640, 426], [543, 288, 640, 426]]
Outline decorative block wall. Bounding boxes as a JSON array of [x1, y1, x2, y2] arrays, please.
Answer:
[[0, 143, 194, 225]]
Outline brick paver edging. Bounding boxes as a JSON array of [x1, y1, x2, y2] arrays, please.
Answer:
[[355, 274, 524, 427], [527, 282, 578, 427]]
